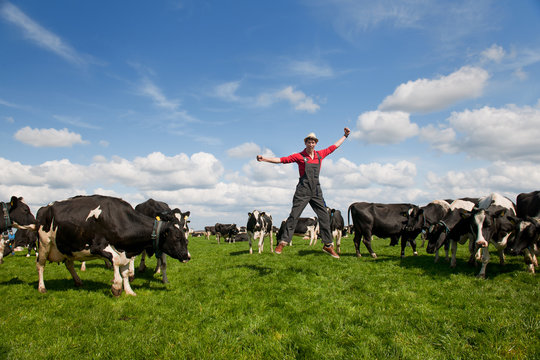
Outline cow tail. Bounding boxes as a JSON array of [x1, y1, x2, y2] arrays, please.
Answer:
[[348, 204, 352, 229]]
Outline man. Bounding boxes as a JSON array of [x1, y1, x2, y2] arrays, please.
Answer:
[[256, 127, 351, 258]]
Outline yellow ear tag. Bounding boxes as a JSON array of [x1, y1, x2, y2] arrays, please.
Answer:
[[184, 215, 188, 220], [156, 216, 161, 221]]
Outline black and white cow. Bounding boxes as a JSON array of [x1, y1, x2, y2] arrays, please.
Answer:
[[35, 195, 190, 296], [425, 199, 476, 266], [403, 200, 451, 258], [134, 199, 190, 284], [510, 191, 540, 273], [0, 197, 36, 264], [276, 217, 319, 246], [328, 208, 345, 253], [1, 196, 36, 232], [472, 193, 517, 278], [204, 226, 216, 240], [214, 223, 239, 244], [5, 228, 36, 257], [246, 210, 273, 254], [348, 202, 418, 258]]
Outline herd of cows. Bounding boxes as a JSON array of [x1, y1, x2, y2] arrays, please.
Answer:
[[1, 190, 539, 296]]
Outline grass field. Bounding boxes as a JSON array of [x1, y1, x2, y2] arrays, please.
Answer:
[[0, 235, 538, 360]]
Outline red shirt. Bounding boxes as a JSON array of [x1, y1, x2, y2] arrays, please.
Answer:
[[280, 145, 337, 177]]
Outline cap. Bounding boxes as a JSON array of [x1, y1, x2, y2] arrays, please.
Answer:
[[304, 132, 318, 143]]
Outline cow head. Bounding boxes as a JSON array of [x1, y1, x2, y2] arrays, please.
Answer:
[[510, 217, 540, 255], [425, 209, 470, 254], [1, 197, 36, 232], [247, 210, 270, 232], [405, 206, 423, 232], [158, 221, 190, 262], [472, 206, 518, 248]]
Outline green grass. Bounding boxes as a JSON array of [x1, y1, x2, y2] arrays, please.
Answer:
[[1, 236, 538, 360]]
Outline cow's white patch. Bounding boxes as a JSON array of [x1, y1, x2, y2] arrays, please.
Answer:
[[86, 206, 102, 221]]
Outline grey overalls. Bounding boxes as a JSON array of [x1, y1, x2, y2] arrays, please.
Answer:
[[280, 151, 333, 245]]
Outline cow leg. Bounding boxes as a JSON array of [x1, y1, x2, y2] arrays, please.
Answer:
[[128, 257, 135, 282], [363, 234, 377, 258], [477, 247, 490, 279], [434, 248, 440, 263], [498, 248, 506, 266], [248, 232, 253, 254], [112, 263, 123, 296], [336, 231, 342, 254], [160, 254, 168, 284], [0, 239, 4, 264], [155, 257, 162, 274], [353, 232, 362, 257], [444, 241, 450, 262], [524, 248, 536, 274], [216, 234, 221, 244], [65, 259, 83, 287], [138, 251, 147, 272], [410, 238, 418, 256], [80, 261, 86, 272], [450, 240, 458, 268], [269, 231, 274, 253], [36, 230, 53, 294], [121, 263, 136, 296], [400, 237, 407, 258], [258, 233, 264, 254]]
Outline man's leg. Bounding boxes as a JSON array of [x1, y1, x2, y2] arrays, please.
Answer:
[[310, 195, 340, 258], [276, 191, 310, 253]]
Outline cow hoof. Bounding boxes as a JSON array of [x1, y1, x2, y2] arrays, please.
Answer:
[[413, 252, 418, 256], [38, 287, 47, 294], [401, 254, 405, 259], [129, 275, 135, 282], [138, 265, 147, 273], [74, 281, 83, 287], [476, 274, 486, 279], [162, 279, 169, 284], [249, 249, 253, 254], [356, 253, 362, 258], [370, 253, 377, 259], [111, 286, 123, 297]]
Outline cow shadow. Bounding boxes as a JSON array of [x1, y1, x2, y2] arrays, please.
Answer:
[[28, 278, 111, 294], [398, 254, 525, 278], [229, 250, 250, 256], [0, 277, 25, 285]]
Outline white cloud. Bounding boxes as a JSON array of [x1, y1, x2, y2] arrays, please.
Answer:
[[257, 86, 320, 113], [481, 44, 505, 63], [0, 2, 86, 65], [138, 78, 197, 122], [214, 81, 241, 101], [426, 162, 540, 199], [5, 116, 14, 123], [227, 142, 261, 159], [288, 60, 334, 78], [445, 104, 540, 162], [419, 124, 457, 153], [420, 103, 540, 162], [379, 66, 489, 113], [14, 126, 88, 147], [352, 110, 418, 144]]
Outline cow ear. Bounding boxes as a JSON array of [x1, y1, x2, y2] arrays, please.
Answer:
[[10, 196, 18, 207], [261, 212, 266, 216], [248, 212, 252, 217], [459, 210, 470, 219], [184, 211, 190, 217]]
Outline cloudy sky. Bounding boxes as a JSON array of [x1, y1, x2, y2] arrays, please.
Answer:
[[1, 0, 539, 230]]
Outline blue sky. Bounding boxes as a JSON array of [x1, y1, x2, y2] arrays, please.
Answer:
[[1, 0, 539, 231]]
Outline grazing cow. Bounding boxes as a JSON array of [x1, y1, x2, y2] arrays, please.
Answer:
[[328, 208, 345, 253], [214, 223, 239, 244], [348, 202, 419, 258], [1, 196, 36, 232], [403, 200, 451, 258], [472, 193, 517, 278], [204, 226, 216, 240], [510, 191, 540, 273], [9, 228, 36, 257], [35, 195, 190, 296], [425, 199, 476, 265], [276, 217, 319, 246], [191, 230, 206, 237], [134, 199, 190, 284], [0, 197, 36, 264], [246, 210, 273, 254]]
